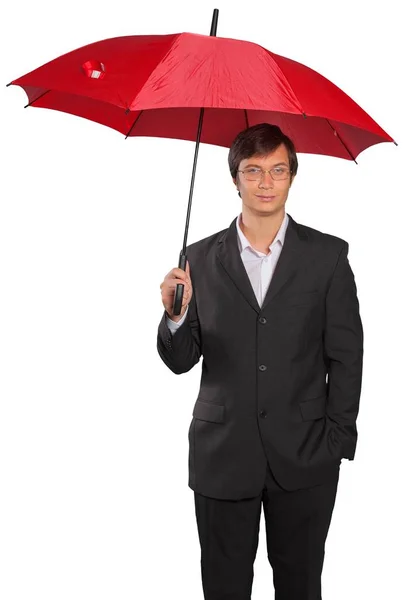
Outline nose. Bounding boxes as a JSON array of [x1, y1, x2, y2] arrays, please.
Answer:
[[259, 171, 275, 188]]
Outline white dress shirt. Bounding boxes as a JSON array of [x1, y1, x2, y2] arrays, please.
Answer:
[[166, 212, 289, 334]]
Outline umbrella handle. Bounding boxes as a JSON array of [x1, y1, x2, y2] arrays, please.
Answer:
[[172, 252, 187, 316]]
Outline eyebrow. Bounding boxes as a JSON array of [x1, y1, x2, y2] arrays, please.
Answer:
[[244, 162, 289, 168]]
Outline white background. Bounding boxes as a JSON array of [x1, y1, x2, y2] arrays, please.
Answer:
[[1, 1, 408, 598]]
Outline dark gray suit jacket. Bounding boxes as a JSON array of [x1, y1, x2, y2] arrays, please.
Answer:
[[157, 213, 364, 500]]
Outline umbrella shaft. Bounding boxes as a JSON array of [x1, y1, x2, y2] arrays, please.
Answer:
[[180, 8, 219, 254]]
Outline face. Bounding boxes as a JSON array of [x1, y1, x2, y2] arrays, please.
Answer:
[[233, 144, 295, 217]]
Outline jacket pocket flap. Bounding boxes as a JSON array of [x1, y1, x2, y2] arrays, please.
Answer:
[[299, 395, 327, 421], [193, 400, 225, 423]]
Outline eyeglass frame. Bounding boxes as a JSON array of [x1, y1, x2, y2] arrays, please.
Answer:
[[237, 166, 293, 181]]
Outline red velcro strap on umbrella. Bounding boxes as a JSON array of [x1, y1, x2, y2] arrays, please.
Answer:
[[82, 60, 106, 79]]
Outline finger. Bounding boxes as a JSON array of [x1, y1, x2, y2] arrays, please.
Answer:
[[173, 268, 189, 282], [185, 261, 191, 282], [165, 279, 190, 292]]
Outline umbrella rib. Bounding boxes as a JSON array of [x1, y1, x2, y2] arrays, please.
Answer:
[[326, 119, 358, 163], [125, 110, 143, 139], [244, 109, 249, 128], [24, 90, 51, 108]]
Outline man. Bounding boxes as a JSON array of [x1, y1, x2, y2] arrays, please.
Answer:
[[157, 123, 364, 600]]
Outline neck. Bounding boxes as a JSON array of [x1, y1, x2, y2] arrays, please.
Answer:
[[240, 207, 285, 247]]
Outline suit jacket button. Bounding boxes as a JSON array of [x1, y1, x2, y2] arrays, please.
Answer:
[[259, 410, 267, 418], [258, 317, 267, 324], [259, 364, 267, 371]]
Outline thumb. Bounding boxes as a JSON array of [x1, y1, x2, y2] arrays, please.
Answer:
[[186, 259, 192, 283]]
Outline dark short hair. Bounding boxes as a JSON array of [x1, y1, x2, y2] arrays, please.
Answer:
[[228, 123, 298, 181]]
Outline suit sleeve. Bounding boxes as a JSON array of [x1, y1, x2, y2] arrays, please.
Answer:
[[324, 241, 364, 460], [157, 284, 202, 374]]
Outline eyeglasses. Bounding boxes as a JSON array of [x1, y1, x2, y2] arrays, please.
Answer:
[[238, 166, 291, 181]]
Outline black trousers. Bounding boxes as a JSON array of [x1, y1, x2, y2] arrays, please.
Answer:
[[194, 461, 340, 600]]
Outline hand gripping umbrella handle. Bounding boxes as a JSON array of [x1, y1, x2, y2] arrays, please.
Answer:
[[172, 252, 187, 316]]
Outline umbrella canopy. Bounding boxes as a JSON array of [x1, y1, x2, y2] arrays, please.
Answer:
[[7, 9, 396, 316], [8, 31, 395, 161]]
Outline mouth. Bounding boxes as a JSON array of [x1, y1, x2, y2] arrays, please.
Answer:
[[256, 195, 276, 201]]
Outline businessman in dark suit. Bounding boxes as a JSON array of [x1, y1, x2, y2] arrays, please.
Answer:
[[157, 123, 363, 600]]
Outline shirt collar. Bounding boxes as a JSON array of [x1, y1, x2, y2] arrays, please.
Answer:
[[236, 211, 289, 254]]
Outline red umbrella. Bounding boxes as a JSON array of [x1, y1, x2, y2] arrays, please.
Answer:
[[7, 8, 396, 314]]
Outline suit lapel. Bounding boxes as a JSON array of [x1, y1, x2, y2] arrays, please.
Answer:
[[216, 213, 308, 314]]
